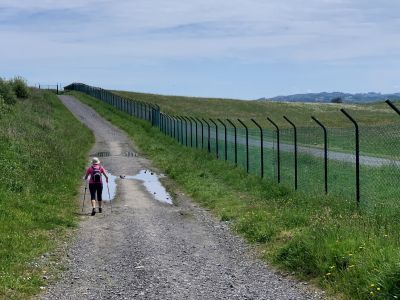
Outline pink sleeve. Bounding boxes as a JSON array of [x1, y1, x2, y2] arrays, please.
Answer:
[[101, 166, 106, 174], [86, 167, 92, 176]]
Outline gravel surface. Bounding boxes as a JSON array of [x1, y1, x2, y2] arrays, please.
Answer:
[[40, 95, 326, 300]]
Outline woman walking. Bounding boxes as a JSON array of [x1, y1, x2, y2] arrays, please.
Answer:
[[84, 157, 109, 216]]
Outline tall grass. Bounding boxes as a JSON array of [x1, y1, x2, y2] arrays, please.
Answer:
[[72, 91, 400, 299], [0, 90, 93, 299]]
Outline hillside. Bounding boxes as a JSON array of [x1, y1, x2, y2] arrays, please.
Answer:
[[115, 90, 399, 127], [261, 91, 400, 103]]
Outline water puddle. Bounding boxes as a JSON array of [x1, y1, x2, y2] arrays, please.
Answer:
[[102, 174, 118, 201], [124, 170, 173, 204], [102, 170, 173, 204]]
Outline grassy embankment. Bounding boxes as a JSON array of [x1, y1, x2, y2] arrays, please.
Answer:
[[118, 89, 399, 208], [72, 91, 400, 300], [0, 89, 93, 299], [117, 90, 400, 162], [115, 90, 399, 127]]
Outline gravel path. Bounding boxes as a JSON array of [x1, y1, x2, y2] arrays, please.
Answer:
[[40, 95, 325, 300]]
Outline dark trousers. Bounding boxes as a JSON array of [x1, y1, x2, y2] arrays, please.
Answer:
[[89, 183, 103, 201]]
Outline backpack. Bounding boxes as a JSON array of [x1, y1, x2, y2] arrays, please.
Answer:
[[92, 166, 102, 183]]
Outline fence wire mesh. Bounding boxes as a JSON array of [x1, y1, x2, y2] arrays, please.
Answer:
[[66, 83, 400, 210]]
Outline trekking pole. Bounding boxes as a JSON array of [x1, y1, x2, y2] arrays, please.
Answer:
[[107, 182, 112, 212], [82, 180, 88, 212]]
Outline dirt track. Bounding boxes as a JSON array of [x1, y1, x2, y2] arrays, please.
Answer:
[[40, 95, 325, 300]]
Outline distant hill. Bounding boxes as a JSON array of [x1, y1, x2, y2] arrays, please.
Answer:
[[257, 92, 400, 103]]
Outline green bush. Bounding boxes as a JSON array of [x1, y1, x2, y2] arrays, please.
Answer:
[[11, 76, 30, 99], [0, 94, 13, 117], [0, 78, 17, 105]]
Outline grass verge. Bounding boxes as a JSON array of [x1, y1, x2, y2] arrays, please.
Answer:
[[71, 91, 400, 300], [0, 90, 93, 299]]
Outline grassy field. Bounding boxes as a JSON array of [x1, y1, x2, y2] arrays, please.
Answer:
[[0, 90, 93, 299], [115, 90, 400, 128], [72, 90, 400, 299]]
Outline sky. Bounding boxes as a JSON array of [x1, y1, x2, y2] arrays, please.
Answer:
[[1, 0, 400, 99]]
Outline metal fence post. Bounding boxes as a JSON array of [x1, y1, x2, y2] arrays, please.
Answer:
[[311, 116, 328, 194], [182, 117, 188, 146], [196, 118, 204, 149], [184, 117, 193, 147], [209, 118, 219, 158], [167, 115, 173, 137], [217, 119, 228, 161], [172, 117, 177, 140], [251, 119, 264, 178], [177, 116, 184, 144], [190, 117, 198, 148], [341, 109, 360, 205], [226, 119, 237, 166], [202, 118, 211, 153], [160, 113, 165, 134], [283, 116, 298, 190], [237, 119, 249, 173], [267, 117, 280, 183], [386, 100, 400, 115], [175, 116, 181, 143]]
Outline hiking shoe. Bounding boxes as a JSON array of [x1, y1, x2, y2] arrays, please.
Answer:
[[91, 209, 96, 216], [99, 207, 102, 213]]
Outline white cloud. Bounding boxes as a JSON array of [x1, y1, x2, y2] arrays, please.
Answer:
[[1, 0, 400, 96]]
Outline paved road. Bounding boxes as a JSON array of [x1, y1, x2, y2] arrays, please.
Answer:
[[184, 126, 400, 167], [40, 96, 324, 300]]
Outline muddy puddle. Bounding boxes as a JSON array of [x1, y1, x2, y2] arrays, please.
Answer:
[[104, 170, 173, 204], [101, 174, 118, 201]]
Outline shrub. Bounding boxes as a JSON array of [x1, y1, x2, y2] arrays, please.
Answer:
[[11, 76, 30, 99], [0, 95, 6, 116], [0, 78, 17, 105]]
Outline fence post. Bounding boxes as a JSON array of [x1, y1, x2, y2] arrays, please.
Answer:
[[202, 118, 211, 153], [340, 109, 360, 205], [190, 117, 198, 148], [217, 119, 228, 161], [267, 117, 280, 183], [209, 118, 219, 158], [311, 116, 328, 194], [385, 100, 400, 115], [172, 116, 177, 140], [237, 119, 249, 173], [169, 115, 173, 137], [140, 102, 145, 120], [226, 119, 237, 166], [160, 113, 164, 134], [251, 119, 264, 178], [160, 113, 165, 134], [177, 116, 185, 144], [184, 117, 193, 147], [175, 116, 181, 143], [182, 117, 188, 146], [283, 116, 298, 190], [196, 118, 204, 149]]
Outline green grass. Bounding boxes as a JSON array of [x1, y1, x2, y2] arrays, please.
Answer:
[[115, 90, 400, 128], [0, 90, 93, 299], [71, 90, 400, 299]]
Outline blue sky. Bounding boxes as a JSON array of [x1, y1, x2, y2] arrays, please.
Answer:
[[1, 0, 400, 99]]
